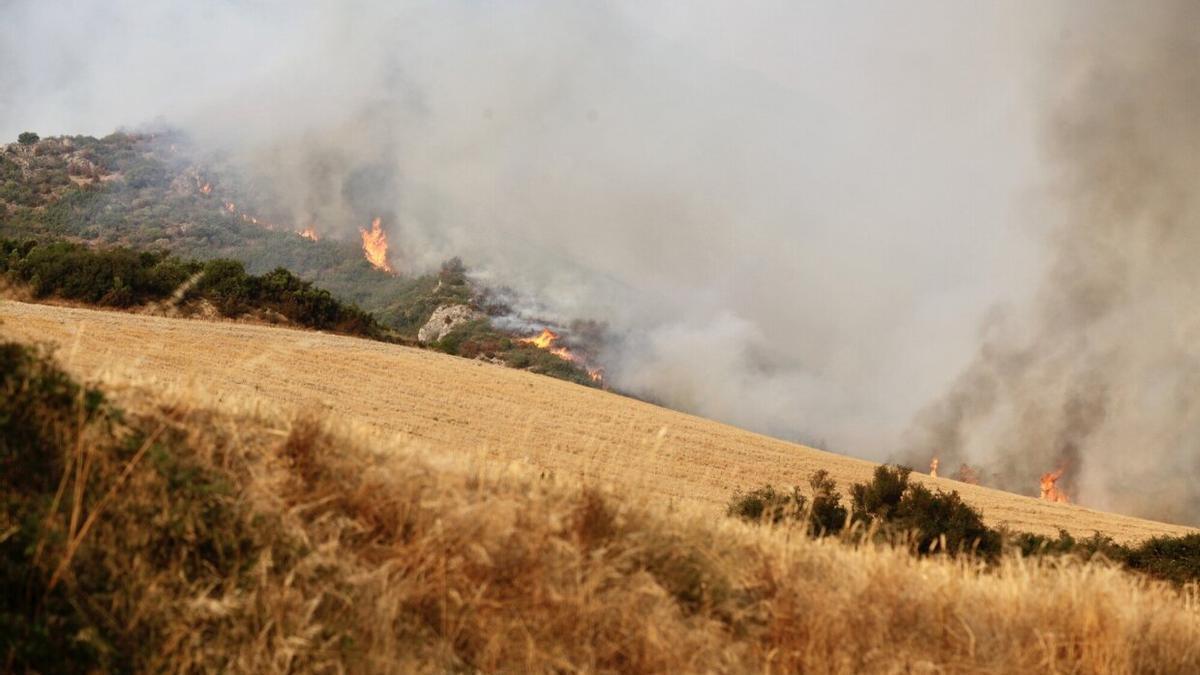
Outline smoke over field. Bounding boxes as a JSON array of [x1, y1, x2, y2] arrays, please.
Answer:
[[904, 2, 1200, 522], [2, 2, 1196, 521]]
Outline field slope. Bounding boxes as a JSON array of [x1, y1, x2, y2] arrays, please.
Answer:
[[1, 299, 1191, 544]]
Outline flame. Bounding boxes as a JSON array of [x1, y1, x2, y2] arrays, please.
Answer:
[[224, 201, 236, 213], [520, 328, 605, 384], [1040, 467, 1070, 503], [359, 217, 395, 273], [298, 226, 319, 241], [199, 182, 212, 195], [929, 457, 939, 478], [520, 328, 559, 350]]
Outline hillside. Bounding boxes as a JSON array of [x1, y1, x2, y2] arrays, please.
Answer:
[[5, 330, 1198, 673], [0, 132, 605, 386], [2, 299, 1191, 545]]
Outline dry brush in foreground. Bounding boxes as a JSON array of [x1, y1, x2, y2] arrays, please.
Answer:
[[3, 341, 1200, 673]]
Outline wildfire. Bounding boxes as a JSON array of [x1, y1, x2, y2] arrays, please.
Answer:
[[359, 217, 395, 274], [298, 226, 319, 241], [199, 182, 212, 195], [1040, 467, 1070, 503], [224, 201, 236, 213], [519, 328, 605, 385], [929, 457, 939, 478], [521, 328, 559, 349]]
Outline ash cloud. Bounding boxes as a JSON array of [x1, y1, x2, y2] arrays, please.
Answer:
[[13, 1, 1195, 523], [903, 2, 1200, 523]]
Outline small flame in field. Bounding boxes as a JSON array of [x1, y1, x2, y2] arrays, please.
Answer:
[[1040, 466, 1070, 503], [929, 457, 939, 478], [359, 217, 395, 274], [298, 226, 319, 241], [224, 201, 236, 213], [199, 182, 212, 195]]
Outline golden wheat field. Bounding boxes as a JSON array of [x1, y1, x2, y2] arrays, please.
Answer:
[[1, 299, 1192, 544]]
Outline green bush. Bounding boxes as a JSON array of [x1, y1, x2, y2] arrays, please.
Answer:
[[1124, 534, 1200, 586], [1, 239, 381, 338], [726, 484, 805, 525], [807, 469, 848, 535], [726, 470, 847, 534], [17, 131, 39, 145]]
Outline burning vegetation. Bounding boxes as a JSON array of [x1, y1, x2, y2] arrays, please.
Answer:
[[1040, 467, 1071, 504], [359, 217, 394, 274], [519, 328, 604, 383]]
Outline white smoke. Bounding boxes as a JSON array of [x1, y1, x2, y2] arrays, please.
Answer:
[[3, 2, 1057, 463]]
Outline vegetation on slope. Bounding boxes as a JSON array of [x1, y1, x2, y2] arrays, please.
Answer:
[[0, 238, 381, 338], [729, 466, 1200, 585], [1, 131, 604, 386], [3, 340, 1200, 672]]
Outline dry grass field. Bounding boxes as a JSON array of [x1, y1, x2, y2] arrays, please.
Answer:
[[6, 298, 1200, 673], [1, 299, 1192, 544]]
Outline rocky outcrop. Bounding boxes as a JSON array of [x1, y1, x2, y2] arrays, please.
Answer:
[[418, 304, 483, 344]]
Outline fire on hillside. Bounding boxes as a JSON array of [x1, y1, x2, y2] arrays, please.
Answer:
[[519, 328, 604, 384], [1040, 466, 1070, 503], [359, 217, 394, 274]]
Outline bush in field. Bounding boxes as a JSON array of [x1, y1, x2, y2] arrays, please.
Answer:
[[726, 470, 848, 534], [17, 131, 39, 145], [726, 485, 805, 525], [807, 469, 848, 534], [1124, 534, 1200, 586]]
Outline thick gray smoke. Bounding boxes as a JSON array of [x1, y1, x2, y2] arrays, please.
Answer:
[[12, 2, 1194, 524], [2, 2, 1047, 457], [903, 2, 1200, 523]]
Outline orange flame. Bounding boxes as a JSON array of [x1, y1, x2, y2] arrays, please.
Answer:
[[359, 217, 395, 273], [520, 328, 605, 384], [199, 182, 212, 195], [224, 201, 236, 213], [929, 457, 939, 478], [520, 328, 559, 350], [298, 226, 319, 241], [1040, 467, 1070, 503]]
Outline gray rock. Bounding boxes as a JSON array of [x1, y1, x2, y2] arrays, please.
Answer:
[[418, 304, 483, 344]]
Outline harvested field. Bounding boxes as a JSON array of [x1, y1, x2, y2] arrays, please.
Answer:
[[2, 299, 1192, 543]]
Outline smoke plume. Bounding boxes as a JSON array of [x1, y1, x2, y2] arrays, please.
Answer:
[[904, 2, 1200, 523]]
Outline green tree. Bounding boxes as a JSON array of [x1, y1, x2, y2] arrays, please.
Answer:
[[17, 132, 39, 145]]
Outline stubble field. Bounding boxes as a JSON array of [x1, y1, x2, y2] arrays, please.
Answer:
[[2, 299, 1191, 544]]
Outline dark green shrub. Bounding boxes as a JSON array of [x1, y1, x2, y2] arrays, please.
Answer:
[[17, 131, 39, 145], [727, 485, 805, 525], [849, 465, 911, 524], [1124, 534, 1200, 586], [807, 469, 848, 535], [888, 483, 999, 556]]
